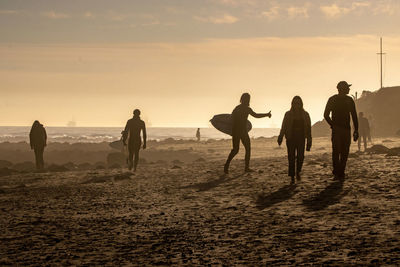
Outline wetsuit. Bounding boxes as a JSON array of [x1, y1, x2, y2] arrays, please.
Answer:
[[29, 124, 47, 170], [123, 116, 146, 170], [225, 104, 252, 171]]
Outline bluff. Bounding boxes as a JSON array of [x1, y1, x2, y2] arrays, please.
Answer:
[[312, 86, 400, 137]]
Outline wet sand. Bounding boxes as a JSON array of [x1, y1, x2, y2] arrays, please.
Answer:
[[1, 138, 399, 265]]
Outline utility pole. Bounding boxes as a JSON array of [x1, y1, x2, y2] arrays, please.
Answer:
[[377, 37, 386, 89]]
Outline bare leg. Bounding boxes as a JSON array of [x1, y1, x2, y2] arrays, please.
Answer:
[[224, 135, 240, 173]]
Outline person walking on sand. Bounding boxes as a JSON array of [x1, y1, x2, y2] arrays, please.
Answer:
[[196, 128, 201, 141], [324, 81, 359, 180], [29, 120, 47, 170], [278, 96, 312, 185], [224, 93, 271, 174], [123, 109, 147, 172], [358, 112, 370, 151]]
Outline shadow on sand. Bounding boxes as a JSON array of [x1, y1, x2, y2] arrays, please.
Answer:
[[302, 179, 348, 211], [256, 184, 298, 210], [181, 172, 244, 192]]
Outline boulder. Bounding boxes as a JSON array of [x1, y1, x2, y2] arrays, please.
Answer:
[[12, 161, 35, 172], [366, 144, 390, 154]]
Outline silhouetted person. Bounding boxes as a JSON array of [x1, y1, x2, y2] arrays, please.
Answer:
[[123, 109, 147, 172], [324, 81, 359, 180], [29, 120, 47, 170], [358, 112, 370, 151], [224, 93, 271, 174], [196, 128, 201, 141], [278, 96, 312, 184]]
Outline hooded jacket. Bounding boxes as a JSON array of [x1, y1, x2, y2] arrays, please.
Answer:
[[29, 122, 47, 149], [278, 110, 312, 147]]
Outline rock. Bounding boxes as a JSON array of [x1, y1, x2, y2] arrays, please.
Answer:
[[171, 165, 182, 169], [366, 144, 390, 154], [386, 147, 400, 156], [48, 164, 69, 172], [312, 120, 330, 137], [0, 167, 15, 177], [12, 161, 35, 172], [109, 163, 121, 169], [94, 161, 106, 170], [194, 157, 206, 162], [172, 159, 183, 164], [77, 162, 93, 170], [63, 162, 77, 171], [107, 152, 126, 167], [114, 173, 131, 181], [0, 160, 12, 168]]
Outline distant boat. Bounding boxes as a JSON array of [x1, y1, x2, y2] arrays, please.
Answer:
[[66, 120, 77, 127]]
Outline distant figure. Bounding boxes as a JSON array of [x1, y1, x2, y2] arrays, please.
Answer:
[[196, 128, 201, 141], [358, 112, 370, 151], [278, 96, 312, 184], [224, 93, 271, 174], [368, 115, 374, 144], [29, 120, 47, 170], [123, 109, 147, 172], [324, 81, 359, 180]]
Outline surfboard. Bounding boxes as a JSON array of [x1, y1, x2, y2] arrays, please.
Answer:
[[109, 140, 124, 150], [210, 114, 252, 136], [109, 130, 130, 151]]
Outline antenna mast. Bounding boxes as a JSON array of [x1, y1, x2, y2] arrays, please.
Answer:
[[377, 37, 386, 89]]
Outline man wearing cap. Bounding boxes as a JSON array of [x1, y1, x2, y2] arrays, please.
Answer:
[[324, 81, 359, 180]]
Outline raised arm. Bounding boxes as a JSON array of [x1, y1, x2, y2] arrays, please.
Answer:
[[323, 99, 333, 127], [142, 122, 147, 149], [249, 108, 271, 118], [350, 99, 358, 132]]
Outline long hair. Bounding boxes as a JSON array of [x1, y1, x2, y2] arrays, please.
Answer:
[[240, 93, 250, 106], [31, 120, 41, 130], [290, 96, 304, 111]]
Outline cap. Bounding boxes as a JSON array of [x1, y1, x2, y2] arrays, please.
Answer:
[[337, 81, 352, 90]]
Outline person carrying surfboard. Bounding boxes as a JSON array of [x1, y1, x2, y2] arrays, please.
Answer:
[[123, 109, 147, 172], [224, 93, 271, 174]]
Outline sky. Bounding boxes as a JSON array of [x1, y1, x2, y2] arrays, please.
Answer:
[[1, 0, 400, 127]]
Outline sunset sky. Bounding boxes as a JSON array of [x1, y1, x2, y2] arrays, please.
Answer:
[[1, 0, 400, 127]]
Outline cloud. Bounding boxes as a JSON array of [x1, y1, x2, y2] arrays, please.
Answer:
[[262, 6, 280, 21], [320, 2, 372, 19], [287, 6, 309, 19], [212, 0, 257, 7], [194, 14, 239, 24], [83, 11, 95, 19], [0, 10, 20, 15], [41, 11, 70, 19], [320, 4, 351, 19], [373, 1, 400, 16]]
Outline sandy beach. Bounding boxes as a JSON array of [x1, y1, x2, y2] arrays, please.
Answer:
[[1, 137, 399, 265]]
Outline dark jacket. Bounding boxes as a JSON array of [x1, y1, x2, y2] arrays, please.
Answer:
[[278, 110, 312, 147], [29, 123, 47, 149]]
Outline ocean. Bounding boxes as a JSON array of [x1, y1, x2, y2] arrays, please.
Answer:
[[0, 126, 280, 143]]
